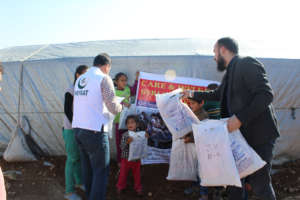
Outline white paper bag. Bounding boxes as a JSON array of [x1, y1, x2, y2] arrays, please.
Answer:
[[119, 104, 137, 130], [193, 120, 241, 187], [128, 131, 148, 161], [103, 97, 124, 138], [229, 129, 266, 178], [4, 126, 37, 162], [156, 89, 200, 140], [167, 139, 198, 181]]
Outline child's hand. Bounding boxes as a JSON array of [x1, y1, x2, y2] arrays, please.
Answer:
[[123, 102, 131, 108], [135, 71, 140, 80], [127, 137, 133, 144], [145, 132, 149, 138]]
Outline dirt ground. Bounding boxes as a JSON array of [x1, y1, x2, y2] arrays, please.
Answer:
[[1, 157, 300, 200]]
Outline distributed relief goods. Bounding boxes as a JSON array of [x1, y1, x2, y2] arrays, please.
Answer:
[[128, 131, 148, 161], [156, 89, 200, 140], [192, 120, 241, 187], [229, 129, 266, 178], [103, 97, 124, 138], [167, 139, 198, 181], [119, 104, 137, 130], [220, 118, 267, 178]]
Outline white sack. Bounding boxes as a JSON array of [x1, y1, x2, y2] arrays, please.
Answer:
[[4, 126, 37, 162], [156, 89, 200, 140], [167, 139, 198, 181], [119, 104, 137, 130], [103, 97, 124, 138], [128, 131, 148, 161], [193, 120, 241, 187], [229, 129, 266, 178]]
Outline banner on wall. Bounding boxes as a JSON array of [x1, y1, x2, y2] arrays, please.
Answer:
[[136, 72, 219, 165]]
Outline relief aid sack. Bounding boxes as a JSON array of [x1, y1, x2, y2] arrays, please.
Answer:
[[192, 120, 241, 187], [156, 89, 200, 140], [229, 129, 266, 178], [128, 131, 148, 161], [167, 139, 198, 181]]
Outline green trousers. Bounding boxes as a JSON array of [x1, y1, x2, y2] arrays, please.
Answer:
[[62, 129, 82, 193]]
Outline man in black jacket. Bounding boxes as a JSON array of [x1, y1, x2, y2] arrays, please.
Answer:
[[183, 37, 279, 200]]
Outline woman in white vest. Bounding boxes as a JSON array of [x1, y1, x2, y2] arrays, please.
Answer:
[[72, 53, 123, 200], [63, 65, 88, 200]]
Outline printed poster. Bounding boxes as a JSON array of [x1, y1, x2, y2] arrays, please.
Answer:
[[135, 72, 219, 164]]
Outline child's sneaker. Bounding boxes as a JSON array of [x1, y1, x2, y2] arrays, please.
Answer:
[[184, 186, 196, 195], [117, 188, 124, 195], [198, 195, 208, 200], [75, 185, 86, 192], [64, 193, 82, 200]]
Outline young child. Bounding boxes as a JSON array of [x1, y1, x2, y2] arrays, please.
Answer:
[[183, 96, 209, 200], [113, 71, 139, 165], [116, 115, 146, 196], [203, 83, 221, 119], [63, 65, 88, 200]]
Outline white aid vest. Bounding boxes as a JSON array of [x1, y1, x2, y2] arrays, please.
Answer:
[[72, 67, 109, 132]]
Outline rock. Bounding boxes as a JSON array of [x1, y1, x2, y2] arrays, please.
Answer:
[[43, 161, 54, 167], [2, 170, 22, 180], [8, 191, 16, 196], [288, 187, 296, 193]]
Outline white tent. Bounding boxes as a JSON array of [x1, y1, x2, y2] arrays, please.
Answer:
[[0, 38, 299, 163]]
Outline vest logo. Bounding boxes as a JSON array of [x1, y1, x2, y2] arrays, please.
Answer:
[[75, 77, 89, 96], [78, 78, 88, 89]]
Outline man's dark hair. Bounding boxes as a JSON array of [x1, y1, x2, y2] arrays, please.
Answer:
[[217, 37, 239, 54], [93, 53, 112, 67], [125, 115, 139, 125]]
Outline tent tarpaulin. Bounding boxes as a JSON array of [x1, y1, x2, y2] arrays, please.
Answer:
[[0, 38, 299, 163]]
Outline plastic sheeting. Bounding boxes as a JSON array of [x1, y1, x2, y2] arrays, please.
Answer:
[[0, 41, 299, 164]]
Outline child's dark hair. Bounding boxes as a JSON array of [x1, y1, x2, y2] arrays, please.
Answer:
[[207, 83, 219, 90], [74, 65, 88, 85], [114, 72, 128, 81], [125, 115, 139, 125]]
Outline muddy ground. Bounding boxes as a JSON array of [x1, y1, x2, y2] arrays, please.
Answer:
[[1, 157, 300, 200]]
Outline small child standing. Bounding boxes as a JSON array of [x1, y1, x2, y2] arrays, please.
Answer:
[[113, 72, 139, 165], [116, 115, 144, 196], [183, 97, 209, 200]]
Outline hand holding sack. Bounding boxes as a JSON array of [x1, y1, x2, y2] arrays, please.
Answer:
[[156, 89, 200, 140], [128, 131, 148, 161]]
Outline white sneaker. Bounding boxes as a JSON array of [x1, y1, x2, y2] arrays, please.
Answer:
[[75, 184, 86, 192], [64, 193, 82, 200]]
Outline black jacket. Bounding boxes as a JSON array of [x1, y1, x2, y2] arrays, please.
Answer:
[[194, 56, 280, 146]]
